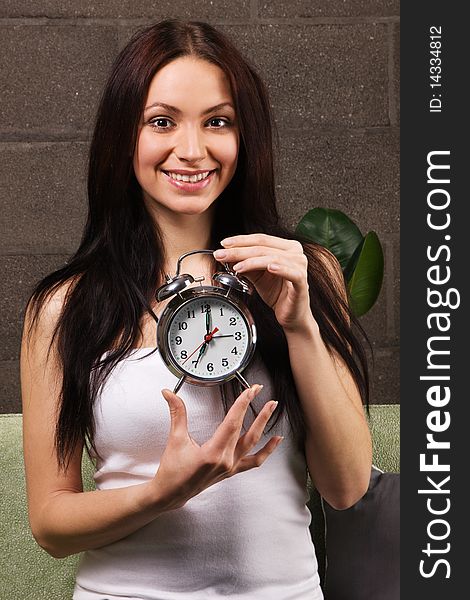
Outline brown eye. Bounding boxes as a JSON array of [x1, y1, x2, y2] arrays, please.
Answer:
[[207, 118, 230, 128], [149, 117, 173, 129]]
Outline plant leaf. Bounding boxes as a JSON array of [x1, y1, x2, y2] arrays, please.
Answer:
[[343, 238, 364, 284], [347, 231, 384, 317], [295, 208, 363, 269]]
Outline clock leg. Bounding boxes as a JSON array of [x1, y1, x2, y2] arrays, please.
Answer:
[[234, 371, 250, 390], [173, 375, 186, 394]]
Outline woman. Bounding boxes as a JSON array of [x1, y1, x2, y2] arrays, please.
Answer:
[[21, 19, 372, 600]]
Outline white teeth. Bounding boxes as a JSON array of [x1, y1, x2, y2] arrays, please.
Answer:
[[165, 170, 212, 183]]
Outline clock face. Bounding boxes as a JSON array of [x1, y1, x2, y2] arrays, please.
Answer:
[[166, 295, 251, 380]]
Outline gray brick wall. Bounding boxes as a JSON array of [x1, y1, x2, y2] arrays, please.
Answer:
[[0, 1, 400, 411]]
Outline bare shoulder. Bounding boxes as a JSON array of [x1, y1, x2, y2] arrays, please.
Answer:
[[22, 277, 84, 528], [21, 276, 80, 413], [22, 277, 78, 351]]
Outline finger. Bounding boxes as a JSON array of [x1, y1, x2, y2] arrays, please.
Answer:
[[234, 400, 279, 460], [214, 245, 285, 263], [209, 384, 263, 452], [232, 255, 278, 273], [235, 436, 284, 474], [161, 389, 189, 439], [221, 234, 302, 252], [265, 261, 309, 293], [233, 256, 307, 284]]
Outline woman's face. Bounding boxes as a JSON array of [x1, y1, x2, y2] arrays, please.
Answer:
[[133, 56, 239, 217]]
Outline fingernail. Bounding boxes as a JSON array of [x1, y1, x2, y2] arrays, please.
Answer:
[[250, 384, 263, 397], [221, 237, 234, 247], [277, 436, 284, 445], [270, 401, 278, 412], [213, 249, 227, 259], [269, 263, 280, 271]]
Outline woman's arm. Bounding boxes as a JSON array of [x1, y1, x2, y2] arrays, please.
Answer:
[[285, 248, 371, 509], [21, 289, 165, 558], [22, 286, 281, 558], [214, 235, 372, 509], [284, 317, 372, 509]]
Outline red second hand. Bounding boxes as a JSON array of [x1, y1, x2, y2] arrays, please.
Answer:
[[182, 327, 219, 364], [204, 326, 219, 342]]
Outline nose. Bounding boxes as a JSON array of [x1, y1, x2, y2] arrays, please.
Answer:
[[174, 123, 206, 163]]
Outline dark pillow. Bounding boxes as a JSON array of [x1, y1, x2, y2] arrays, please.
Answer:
[[322, 467, 400, 600]]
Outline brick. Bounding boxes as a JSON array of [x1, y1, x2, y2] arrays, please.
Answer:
[[218, 24, 388, 128], [0, 1, 250, 19], [0, 255, 69, 362], [276, 129, 399, 236], [0, 142, 88, 254], [391, 235, 399, 345], [0, 361, 20, 413], [392, 23, 400, 124], [369, 347, 399, 404], [1, 25, 118, 135], [259, 1, 400, 18]]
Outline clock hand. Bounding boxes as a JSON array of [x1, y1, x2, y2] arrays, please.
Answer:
[[205, 307, 212, 336], [204, 326, 219, 342], [195, 322, 222, 367], [195, 325, 219, 368], [182, 340, 206, 364], [193, 342, 208, 369], [211, 334, 234, 339], [182, 327, 219, 364]]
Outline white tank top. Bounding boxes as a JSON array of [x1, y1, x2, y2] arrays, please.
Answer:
[[73, 348, 323, 600]]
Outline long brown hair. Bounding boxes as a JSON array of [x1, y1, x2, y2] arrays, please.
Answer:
[[26, 19, 370, 471]]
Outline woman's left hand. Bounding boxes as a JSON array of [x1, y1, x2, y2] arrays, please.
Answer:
[[213, 234, 314, 333]]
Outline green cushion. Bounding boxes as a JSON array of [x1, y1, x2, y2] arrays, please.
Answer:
[[368, 404, 400, 473], [0, 414, 94, 600], [1, 406, 399, 599]]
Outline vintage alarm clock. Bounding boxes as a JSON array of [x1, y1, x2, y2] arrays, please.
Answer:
[[155, 249, 257, 394]]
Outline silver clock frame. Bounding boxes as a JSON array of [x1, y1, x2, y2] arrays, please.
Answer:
[[157, 285, 257, 394]]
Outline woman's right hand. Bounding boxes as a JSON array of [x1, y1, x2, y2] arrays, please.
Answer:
[[151, 385, 283, 511]]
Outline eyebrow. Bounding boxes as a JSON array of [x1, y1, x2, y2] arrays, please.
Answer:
[[143, 101, 235, 115]]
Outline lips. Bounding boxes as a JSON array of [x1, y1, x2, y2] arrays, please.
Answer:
[[161, 169, 217, 191], [162, 169, 216, 177], [163, 170, 212, 182]]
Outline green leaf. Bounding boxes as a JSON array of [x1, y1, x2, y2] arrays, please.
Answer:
[[343, 238, 364, 284], [295, 208, 363, 269], [347, 231, 384, 317]]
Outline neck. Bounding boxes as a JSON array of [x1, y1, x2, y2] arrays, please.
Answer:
[[146, 199, 218, 276]]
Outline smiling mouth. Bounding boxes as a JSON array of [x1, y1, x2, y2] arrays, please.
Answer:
[[161, 169, 217, 183]]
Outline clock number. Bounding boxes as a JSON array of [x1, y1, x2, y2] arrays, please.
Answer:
[[231, 346, 238, 355], [180, 350, 187, 359], [187, 310, 195, 319], [175, 336, 182, 345], [229, 317, 237, 326], [200, 303, 210, 313], [234, 331, 242, 340], [222, 358, 228, 367], [178, 322, 188, 331], [219, 307, 224, 316], [207, 362, 214, 372]]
